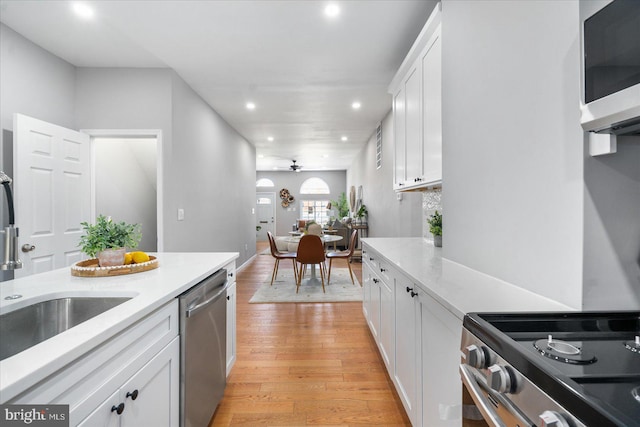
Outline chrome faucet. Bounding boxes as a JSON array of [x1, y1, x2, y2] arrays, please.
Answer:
[[1, 171, 22, 270]]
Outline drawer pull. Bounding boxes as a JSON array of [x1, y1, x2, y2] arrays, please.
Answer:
[[373, 278, 380, 284], [126, 389, 139, 400], [369, 257, 374, 261], [406, 287, 413, 293], [111, 403, 125, 415], [411, 291, 418, 298], [380, 268, 386, 272]]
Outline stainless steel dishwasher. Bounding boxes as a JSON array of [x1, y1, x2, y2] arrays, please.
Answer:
[[179, 268, 228, 427]]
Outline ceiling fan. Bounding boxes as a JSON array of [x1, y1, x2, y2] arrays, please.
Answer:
[[289, 160, 302, 172]]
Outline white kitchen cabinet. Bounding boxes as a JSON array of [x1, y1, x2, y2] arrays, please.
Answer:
[[10, 300, 180, 427], [394, 273, 419, 424], [417, 292, 461, 426], [362, 247, 395, 371], [78, 337, 179, 427], [393, 88, 407, 188], [389, 4, 442, 191], [362, 240, 463, 426], [225, 261, 237, 376]]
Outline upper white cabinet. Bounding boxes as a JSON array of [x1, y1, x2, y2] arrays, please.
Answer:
[[389, 3, 442, 191]]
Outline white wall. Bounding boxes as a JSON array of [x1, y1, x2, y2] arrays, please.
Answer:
[[256, 170, 346, 236], [0, 23, 77, 281], [347, 111, 424, 238], [441, 0, 585, 308], [582, 137, 640, 309], [168, 73, 256, 262], [94, 138, 158, 252]]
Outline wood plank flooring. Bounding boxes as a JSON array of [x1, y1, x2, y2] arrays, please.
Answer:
[[210, 242, 411, 426]]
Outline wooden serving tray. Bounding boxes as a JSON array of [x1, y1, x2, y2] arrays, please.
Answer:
[[71, 256, 158, 277]]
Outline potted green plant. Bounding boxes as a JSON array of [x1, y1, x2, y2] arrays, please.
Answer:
[[356, 204, 368, 224], [331, 192, 350, 220], [427, 211, 442, 247], [79, 215, 142, 266]]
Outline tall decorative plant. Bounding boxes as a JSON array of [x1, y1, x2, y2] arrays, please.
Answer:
[[331, 192, 350, 219]]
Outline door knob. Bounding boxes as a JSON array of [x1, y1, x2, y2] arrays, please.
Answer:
[[21, 244, 35, 253]]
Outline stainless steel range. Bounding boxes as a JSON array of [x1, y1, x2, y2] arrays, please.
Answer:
[[460, 311, 640, 427]]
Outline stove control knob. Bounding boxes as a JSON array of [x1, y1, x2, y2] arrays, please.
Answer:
[[464, 345, 490, 369], [486, 364, 516, 393], [538, 410, 570, 427]]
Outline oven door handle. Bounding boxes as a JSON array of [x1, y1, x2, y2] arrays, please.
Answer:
[[460, 364, 507, 427]]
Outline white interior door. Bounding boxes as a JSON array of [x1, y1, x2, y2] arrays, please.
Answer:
[[256, 193, 275, 241], [14, 114, 90, 278]]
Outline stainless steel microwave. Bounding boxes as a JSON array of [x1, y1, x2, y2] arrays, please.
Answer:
[[580, 0, 640, 135]]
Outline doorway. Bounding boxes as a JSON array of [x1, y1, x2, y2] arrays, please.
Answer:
[[85, 129, 163, 251], [256, 192, 276, 242]]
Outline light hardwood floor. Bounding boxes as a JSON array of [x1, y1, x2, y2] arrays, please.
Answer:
[[209, 241, 411, 426]]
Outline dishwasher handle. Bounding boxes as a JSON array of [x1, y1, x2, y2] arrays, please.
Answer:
[[186, 284, 227, 318]]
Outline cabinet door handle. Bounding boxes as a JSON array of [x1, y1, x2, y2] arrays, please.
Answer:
[[411, 291, 418, 298], [226, 295, 230, 301], [111, 403, 125, 415], [369, 257, 374, 261], [126, 389, 139, 400], [373, 278, 380, 284], [228, 272, 234, 277], [406, 286, 413, 293], [380, 268, 386, 272]]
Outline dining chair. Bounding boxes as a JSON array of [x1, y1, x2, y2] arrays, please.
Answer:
[[326, 229, 358, 286], [306, 222, 323, 236], [267, 231, 297, 286], [295, 234, 326, 293]]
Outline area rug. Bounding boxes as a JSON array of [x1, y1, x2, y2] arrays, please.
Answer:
[[249, 268, 362, 303]]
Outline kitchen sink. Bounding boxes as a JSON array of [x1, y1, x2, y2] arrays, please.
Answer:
[[0, 296, 132, 361]]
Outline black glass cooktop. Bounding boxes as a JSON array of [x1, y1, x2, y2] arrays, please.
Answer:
[[464, 311, 640, 427]]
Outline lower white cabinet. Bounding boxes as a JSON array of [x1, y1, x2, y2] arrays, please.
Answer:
[[225, 261, 237, 376], [226, 282, 236, 376], [10, 300, 180, 427], [362, 242, 462, 426], [417, 293, 461, 426], [362, 250, 394, 370], [394, 274, 418, 423], [78, 337, 179, 427]]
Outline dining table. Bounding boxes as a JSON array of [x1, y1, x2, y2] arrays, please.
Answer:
[[284, 234, 343, 286]]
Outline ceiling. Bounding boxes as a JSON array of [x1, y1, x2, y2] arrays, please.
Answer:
[[0, 0, 436, 171]]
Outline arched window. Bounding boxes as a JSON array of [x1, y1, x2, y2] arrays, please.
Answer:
[[299, 177, 331, 224], [256, 178, 275, 187], [299, 177, 330, 194]]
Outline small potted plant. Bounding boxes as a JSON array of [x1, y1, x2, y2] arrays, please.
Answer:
[[427, 211, 442, 247], [79, 215, 142, 266], [356, 204, 368, 224]]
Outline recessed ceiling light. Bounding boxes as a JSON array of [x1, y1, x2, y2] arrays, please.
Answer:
[[267, 136, 274, 142], [324, 4, 340, 18], [246, 102, 256, 110], [351, 101, 361, 110], [72, 2, 94, 19], [341, 136, 348, 142]]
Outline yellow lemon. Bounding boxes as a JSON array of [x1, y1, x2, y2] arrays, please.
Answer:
[[124, 253, 133, 265], [131, 251, 150, 264]]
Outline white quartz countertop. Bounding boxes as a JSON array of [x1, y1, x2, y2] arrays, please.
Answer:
[[362, 238, 574, 320], [0, 252, 238, 402]]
